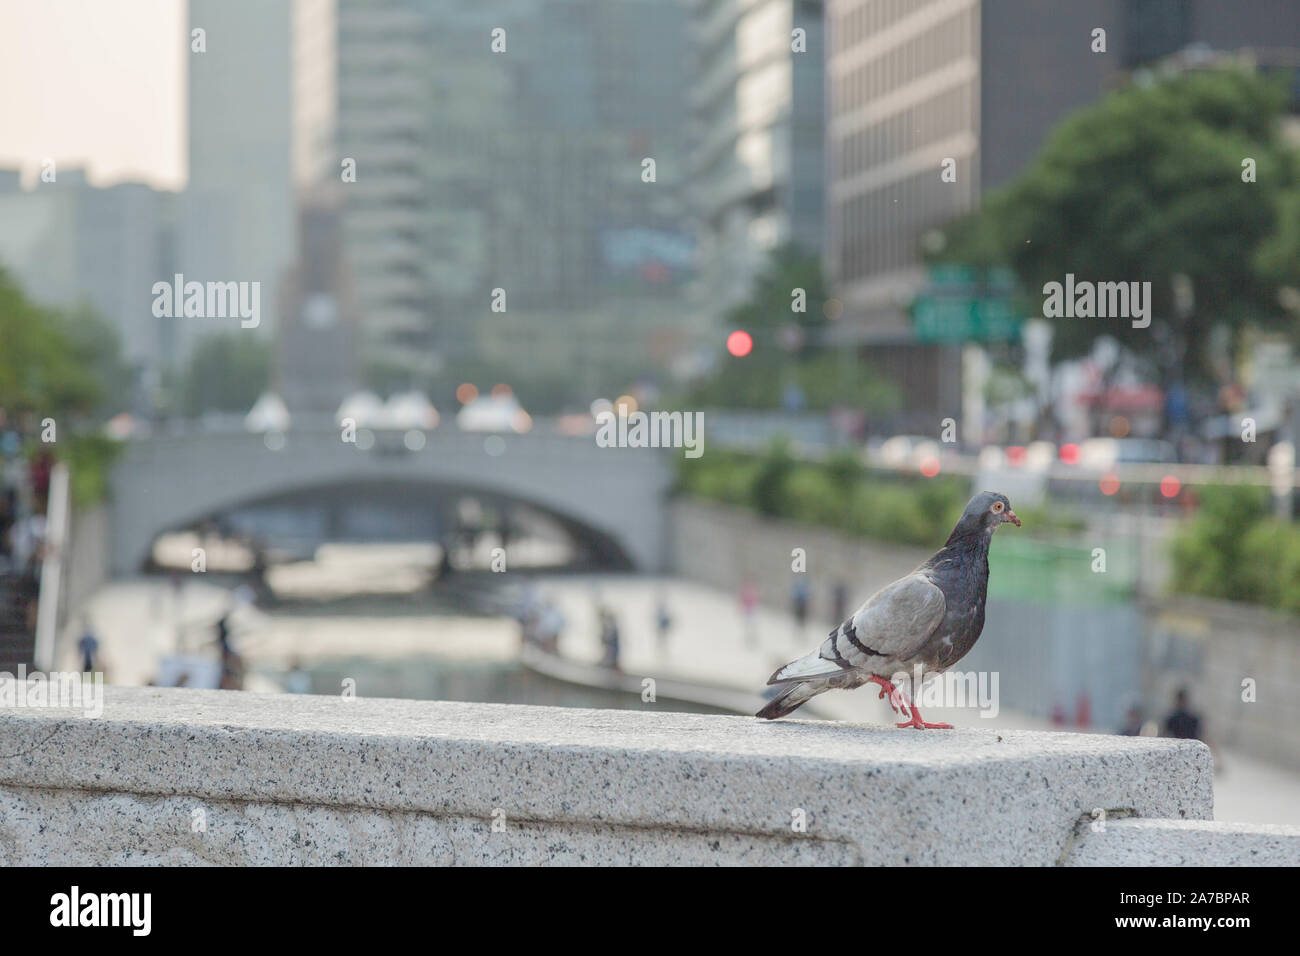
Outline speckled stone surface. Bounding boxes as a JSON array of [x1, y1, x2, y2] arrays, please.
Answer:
[[0, 686, 1213, 865], [1064, 818, 1300, 866]]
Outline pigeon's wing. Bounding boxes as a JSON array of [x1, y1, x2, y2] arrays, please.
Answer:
[[768, 574, 945, 684], [844, 573, 947, 661]]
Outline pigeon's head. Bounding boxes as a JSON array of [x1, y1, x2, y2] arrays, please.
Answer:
[[953, 491, 1020, 538]]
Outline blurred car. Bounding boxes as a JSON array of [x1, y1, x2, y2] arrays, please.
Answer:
[[1077, 437, 1177, 470], [457, 394, 532, 433], [981, 441, 1056, 471], [245, 392, 291, 433], [873, 434, 943, 469], [555, 412, 597, 436], [335, 390, 439, 430]]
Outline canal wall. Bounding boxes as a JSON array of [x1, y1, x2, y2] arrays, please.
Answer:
[[668, 499, 1300, 763], [6, 684, 1298, 866], [667, 499, 1145, 729], [64, 504, 109, 625], [1144, 596, 1300, 769]]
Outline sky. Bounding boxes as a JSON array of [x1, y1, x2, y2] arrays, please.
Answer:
[[0, 0, 186, 190]]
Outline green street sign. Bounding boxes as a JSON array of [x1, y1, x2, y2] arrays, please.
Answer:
[[912, 296, 1022, 342], [927, 264, 978, 288]]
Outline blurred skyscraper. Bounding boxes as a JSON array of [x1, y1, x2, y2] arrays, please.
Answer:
[[277, 192, 360, 414], [685, 0, 826, 314], [334, 0, 692, 384], [825, 0, 1300, 419], [181, 0, 296, 359]]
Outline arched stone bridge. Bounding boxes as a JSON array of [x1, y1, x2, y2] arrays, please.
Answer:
[[107, 425, 675, 574]]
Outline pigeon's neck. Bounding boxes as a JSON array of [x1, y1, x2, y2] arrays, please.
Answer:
[[933, 526, 993, 565], [944, 525, 991, 552]]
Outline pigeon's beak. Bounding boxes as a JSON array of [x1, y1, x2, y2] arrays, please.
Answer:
[[1005, 510, 1021, 527]]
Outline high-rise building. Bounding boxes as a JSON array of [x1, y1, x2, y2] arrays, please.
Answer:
[[293, 0, 338, 193], [826, 0, 1300, 420], [276, 189, 360, 414], [685, 0, 826, 314], [181, 0, 296, 359], [335, 0, 693, 379]]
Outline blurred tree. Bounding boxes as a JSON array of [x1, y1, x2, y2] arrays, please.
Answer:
[[683, 245, 899, 412], [181, 334, 271, 417], [0, 268, 128, 504], [722, 242, 829, 356], [935, 69, 1298, 388], [0, 268, 107, 417], [58, 304, 136, 417], [1256, 182, 1300, 341], [751, 439, 796, 517]]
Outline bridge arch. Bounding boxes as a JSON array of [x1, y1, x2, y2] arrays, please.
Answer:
[[108, 428, 673, 575]]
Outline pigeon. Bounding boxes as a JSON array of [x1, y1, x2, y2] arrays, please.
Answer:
[[756, 491, 1020, 727]]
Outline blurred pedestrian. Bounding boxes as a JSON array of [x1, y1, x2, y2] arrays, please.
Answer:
[[739, 578, 759, 647], [791, 577, 810, 639], [831, 580, 849, 626], [215, 611, 233, 658], [214, 608, 244, 690], [536, 601, 564, 654], [76, 620, 100, 674], [599, 606, 621, 670], [516, 579, 542, 644], [1162, 687, 1204, 740], [654, 590, 672, 650], [1117, 704, 1144, 736], [1074, 690, 1091, 729], [284, 657, 311, 694], [1162, 686, 1220, 767]]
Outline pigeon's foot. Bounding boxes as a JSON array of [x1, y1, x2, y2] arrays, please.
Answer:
[[867, 674, 952, 728], [895, 715, 955, 730], [866, 675, 908, 716], [895, 700, 954, 730]]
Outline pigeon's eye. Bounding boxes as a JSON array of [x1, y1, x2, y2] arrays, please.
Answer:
[[991, 501, 1004, 513]]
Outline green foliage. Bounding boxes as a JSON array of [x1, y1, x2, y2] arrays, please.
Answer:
[[676, 449, 759, 508], [0, 268, 131, 504], [181, 334, 271, 416], [1169, 484, 1300, 613], [679, 245, 900, 413], [935, 69, 1298, 382], [723, 242, 830, 352], [684, 351, 901, 413], [58, 305, 135, 417], [843, 483, 946, 545], [751, 440, 796, 518], [0, 268, 110, 417], [824, 448, 864, 496], [678, 443, 969, 546], [58, 434, 124, 508]]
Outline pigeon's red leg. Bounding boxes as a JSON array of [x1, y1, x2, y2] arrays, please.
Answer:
[[866, 675, 908, 717], [891, 685, 953, 730]]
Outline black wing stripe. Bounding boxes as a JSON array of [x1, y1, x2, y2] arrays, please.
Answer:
[[841, 620, 884, 658], [822, 627, 851, 667]]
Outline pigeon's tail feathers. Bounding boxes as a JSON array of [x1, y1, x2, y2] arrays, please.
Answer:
[[756, 682, 826, 720], [767, 648, 845, 686]]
